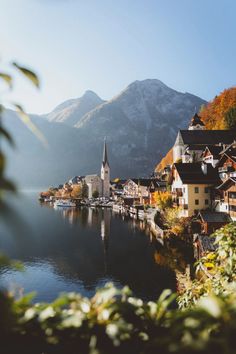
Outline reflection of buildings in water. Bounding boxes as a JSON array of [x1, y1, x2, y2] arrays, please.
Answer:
[[101, 209, 111, 274], [87, 207, 93, 226]]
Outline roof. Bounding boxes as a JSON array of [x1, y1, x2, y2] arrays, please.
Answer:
[[193, 234, 217, 252], [102, 140, 109, 167], [189, 113, 205, 127], [125, 178, 163, 188], [176, 130, 236, 146], [216, 177, 236, 190], [202, 146, 223, 158], [174, 162, 221, 184], [198, 210, 231, 223], [186, 144, 208, 151]]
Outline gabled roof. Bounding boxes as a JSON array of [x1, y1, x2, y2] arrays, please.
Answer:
[[177, 130, 235, 146], [198, 210, 231, 223], [125, 178, 163, 188], [189, 113, 205, 127], [216, 177, 236, 190], [202, 146, 223, 158], [193, 234, 217, 252], [174, 162, 221, 184]]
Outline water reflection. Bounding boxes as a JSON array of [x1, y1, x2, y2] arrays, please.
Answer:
[[0, 194, 176, 302]]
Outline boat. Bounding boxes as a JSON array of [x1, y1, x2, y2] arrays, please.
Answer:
[[54, 200, 76, 208]]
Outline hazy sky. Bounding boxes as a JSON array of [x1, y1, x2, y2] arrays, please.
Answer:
[[0, 0, 235, 114]]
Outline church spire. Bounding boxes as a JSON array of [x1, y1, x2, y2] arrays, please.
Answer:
[[102, 138, 109, 167]]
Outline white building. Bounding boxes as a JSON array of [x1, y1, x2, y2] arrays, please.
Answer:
[[85, 174, 102, 199]]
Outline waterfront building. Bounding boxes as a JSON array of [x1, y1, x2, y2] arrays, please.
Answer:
[[171, 162, 220, 217]]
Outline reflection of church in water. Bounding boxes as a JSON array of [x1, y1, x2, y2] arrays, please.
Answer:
[[65, 205, 111, 273]]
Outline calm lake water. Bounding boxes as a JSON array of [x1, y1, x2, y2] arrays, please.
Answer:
[[0, 192, 176, 302]]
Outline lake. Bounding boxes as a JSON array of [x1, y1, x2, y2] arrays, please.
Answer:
[[0, 192, 176, 302]]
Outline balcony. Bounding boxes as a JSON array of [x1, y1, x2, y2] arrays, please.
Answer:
[[229, 171, 236, 178]]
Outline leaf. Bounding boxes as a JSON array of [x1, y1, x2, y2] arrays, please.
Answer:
[[12, 62, 40, 88], [13, 103, 48, 147], [0, 126, 15, 147], [0, 177, 16, 192], [0, 72, 13, 88]]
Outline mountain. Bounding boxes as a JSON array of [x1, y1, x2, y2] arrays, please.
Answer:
[[45, 90, 105, 126], [3, 80, 206, 188]]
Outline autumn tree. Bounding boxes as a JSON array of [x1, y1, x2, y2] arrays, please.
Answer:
[[71, 185, 81, 198], [155, 191, 172, 210]]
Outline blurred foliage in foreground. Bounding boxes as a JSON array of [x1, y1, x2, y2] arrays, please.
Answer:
[[1, 282, 236, 354]]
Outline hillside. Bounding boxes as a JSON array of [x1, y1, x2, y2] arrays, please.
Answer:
[[3, 79, 206, 187], [200, 87, 236, 129], [156, 87, 236, 172]]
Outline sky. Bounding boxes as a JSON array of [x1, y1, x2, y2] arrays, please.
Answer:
[[0, 0, 235, 114]]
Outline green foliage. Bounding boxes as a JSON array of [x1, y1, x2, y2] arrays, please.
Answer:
[[92, 189, 99, 198], [0, 283, 236, 353], [81, 181, 88, 198], [178, 223, 236, 308], [224, 106, 236, 130]]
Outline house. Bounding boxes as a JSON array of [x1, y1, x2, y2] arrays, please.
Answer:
[[123, 178, 165, 205], [195, 210, 231, 235], [171, 162, 221, 217], [201, 146, 223, 167], [216, 177, 236, 220], [217, 141, 236, 181], [68, 176, 85, 185], [173, 118, 235, 163], [123, 179, 151, 204], [110, 179, 126, 200], [193, 234, 217, 260]]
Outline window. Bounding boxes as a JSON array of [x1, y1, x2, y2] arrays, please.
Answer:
[[205, 187, 209, 193], [195, 199, 199, 205], [194, 187, 199, 193], [205, 199, 209, 205]]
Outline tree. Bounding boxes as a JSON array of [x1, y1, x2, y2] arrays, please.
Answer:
[[80, 181, 88, 198], [71, 185, 81, 198], [224, 106, 236, 130], [92, 189, 99, 198], [155, 192, 172, 210]]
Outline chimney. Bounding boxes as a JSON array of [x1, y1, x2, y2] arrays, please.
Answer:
[[201, 162, 208, 175]]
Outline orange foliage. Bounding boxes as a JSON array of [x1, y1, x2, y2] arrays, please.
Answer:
[[155, 148, 173, 172], [200, 87, 236, 129]]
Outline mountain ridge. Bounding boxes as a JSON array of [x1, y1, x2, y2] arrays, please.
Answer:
[[3, 79, 206, 187]]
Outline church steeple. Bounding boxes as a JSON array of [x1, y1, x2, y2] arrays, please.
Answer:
[[188, 113, 205, 130], [101, 139, 110, 198], [102, 139, 109, 167]]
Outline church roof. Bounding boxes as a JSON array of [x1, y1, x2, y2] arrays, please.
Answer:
[[177, 130, 236, 146], [189, 113, 205, 127], [102, 140, 109, 167]]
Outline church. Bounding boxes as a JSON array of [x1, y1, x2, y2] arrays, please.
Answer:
[[85, 140, 111, 199], [173, 113, 236, 163]]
